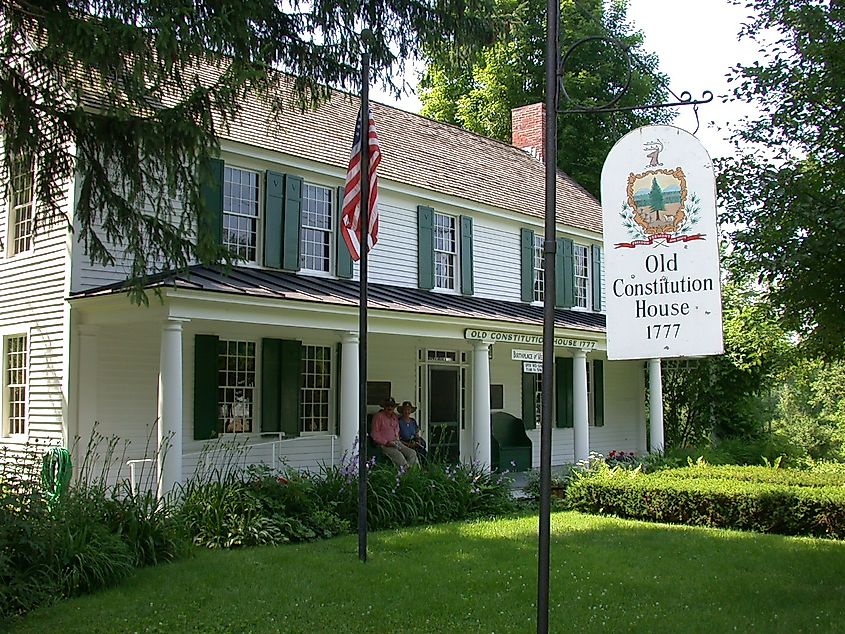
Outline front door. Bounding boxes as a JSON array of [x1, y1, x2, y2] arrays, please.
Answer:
[[427, 366, 460, 463]]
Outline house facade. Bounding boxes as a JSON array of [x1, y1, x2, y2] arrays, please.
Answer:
[[0, 90, 647, 492]]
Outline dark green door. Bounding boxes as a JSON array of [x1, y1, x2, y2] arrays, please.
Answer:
[[427, 366, 460, 463]]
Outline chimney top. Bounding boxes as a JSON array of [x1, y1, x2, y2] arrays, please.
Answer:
[[511, 103, 545, 162]]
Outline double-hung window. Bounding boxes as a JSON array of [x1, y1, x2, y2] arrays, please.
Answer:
[[4, 334, 27, 436], [300, 345, 332, 432], [533, 234, 545, 303], [8, 154, 34, 256], [222, 167, 260, 262], [300, 184, 333, 273], [574, 244, 590, 309], [217, 339, 256, 434], [434, 212, 457, 290]]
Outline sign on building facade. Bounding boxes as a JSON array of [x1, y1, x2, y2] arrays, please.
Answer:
[[600, 125, 724, 360]]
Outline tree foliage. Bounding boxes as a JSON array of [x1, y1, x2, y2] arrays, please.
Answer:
[[771, 357, 845, 461], [660, 272, 791, 448], [0, 0, 496, 297], [718, 0, 845, 358], [418, 0, 673, 197]]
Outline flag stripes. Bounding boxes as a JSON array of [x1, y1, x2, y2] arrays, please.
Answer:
[[340, 110, 381, 262]]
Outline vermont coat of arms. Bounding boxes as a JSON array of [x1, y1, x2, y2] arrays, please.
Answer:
[[616, 163, 704, 248]]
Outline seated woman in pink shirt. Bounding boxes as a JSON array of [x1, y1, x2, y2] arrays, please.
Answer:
[[371, 397, 418, 467]]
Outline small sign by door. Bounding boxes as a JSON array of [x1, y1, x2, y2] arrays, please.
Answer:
[[523, 361, 543, 374]]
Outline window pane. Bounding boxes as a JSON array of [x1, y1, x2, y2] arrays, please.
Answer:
[[222, 166, 259, 262], [10, 155, 34, 255], [434, 213, 457, 290], [217, 339, 256, 434], [300, 345, 332, 432], [300, 184, 333, 272], [5, 335, 27, 435]]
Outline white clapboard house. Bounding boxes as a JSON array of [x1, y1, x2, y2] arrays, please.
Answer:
[[0, 83, 648, 491]]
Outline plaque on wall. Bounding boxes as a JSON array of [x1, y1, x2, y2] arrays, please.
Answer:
[[367, 381, 391, 406]]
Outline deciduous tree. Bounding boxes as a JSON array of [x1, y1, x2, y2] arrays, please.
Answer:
[[419, 0, 672, 197], [718, 0, 845, 358]]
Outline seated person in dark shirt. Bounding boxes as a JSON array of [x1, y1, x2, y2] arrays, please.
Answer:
[[397, 401, 427, 462]]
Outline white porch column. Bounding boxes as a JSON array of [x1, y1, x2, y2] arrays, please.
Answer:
[[158, 319, 186, 498], [573, 349, 589, 462], [471, 341, 492, 468], [339, 331, 360, 459], [648, 358, 665, 453]]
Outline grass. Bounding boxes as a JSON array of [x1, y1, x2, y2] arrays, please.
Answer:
[[9, 510, 845, 633]]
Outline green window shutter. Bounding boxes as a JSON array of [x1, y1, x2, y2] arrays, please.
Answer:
[[591, 245, 603, 311], [279, 339, 302, 438], [334, 341, 342, 435], [417, 205, 434, 290], [261, 338, 282, 433], [193, 334, 220, 440], [198, 158, 224, 261], [556, 237, 574, 309], [520, 228, 534, 303], [555, 357, 574, 428], [263, 171, 284, 269], [460, 215, 474, 295], [336, 186, 353, 279], [521, 371, 536, 429], [282, 174, 302, 271], [593, 360, 604, 427]]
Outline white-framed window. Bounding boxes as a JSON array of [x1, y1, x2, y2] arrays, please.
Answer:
[[222, 166, 260, 262], [217, 339, 256, 434], [3, 334, 27, 436], [301, 345, 332, 432], [574, 244, 590, 309], [533, 233, 545, 303], [434, 212, 457, 290], [8, 154, 35, 256], [300, 184, 333, 273]]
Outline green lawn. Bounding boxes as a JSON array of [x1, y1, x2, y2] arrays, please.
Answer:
[[10, 511, 845, 633]]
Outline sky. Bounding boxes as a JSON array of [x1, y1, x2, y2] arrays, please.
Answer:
[[371, 0, 765, 161]]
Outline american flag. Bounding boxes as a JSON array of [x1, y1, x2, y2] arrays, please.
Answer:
[[340, 109, 381, 262]]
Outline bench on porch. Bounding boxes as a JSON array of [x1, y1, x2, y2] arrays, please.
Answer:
[[491, 412, 532, 472]]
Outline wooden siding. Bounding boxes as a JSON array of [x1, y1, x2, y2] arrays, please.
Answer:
[[0, 191, 70, 449], [473, 219, 523, 302]]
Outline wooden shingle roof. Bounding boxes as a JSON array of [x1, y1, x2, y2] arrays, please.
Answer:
[[223, 86, 603, 234]]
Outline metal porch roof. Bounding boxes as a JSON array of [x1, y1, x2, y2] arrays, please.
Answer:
[[70, 265, 606, 334]]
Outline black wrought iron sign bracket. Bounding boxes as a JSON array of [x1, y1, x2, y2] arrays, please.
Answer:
[[557, 36, 713, 133]]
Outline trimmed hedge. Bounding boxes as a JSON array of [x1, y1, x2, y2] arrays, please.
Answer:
[[566, 467, 845, 539], [655, 465, 845, 488]]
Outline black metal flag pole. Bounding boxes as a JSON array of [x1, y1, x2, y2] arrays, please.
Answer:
[[357, 45, 371, 563], [538, 0, 559, 629]]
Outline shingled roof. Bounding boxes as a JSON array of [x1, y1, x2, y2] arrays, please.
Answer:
[[221, 86, 603, 234]]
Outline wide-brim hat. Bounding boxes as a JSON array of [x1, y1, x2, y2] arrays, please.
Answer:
[[381, 397, 397, 408], [399, 401, 417, 413]]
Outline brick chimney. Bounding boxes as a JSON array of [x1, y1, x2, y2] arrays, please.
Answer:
[[511, 103, 545, 162]]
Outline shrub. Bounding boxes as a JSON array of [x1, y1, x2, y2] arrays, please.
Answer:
[[314, 459, 516, 531], [566, 465, 845, 539]]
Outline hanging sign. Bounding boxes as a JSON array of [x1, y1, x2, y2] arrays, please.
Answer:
[[600, 125, 724, 360], [523, 362, 543, 374]]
